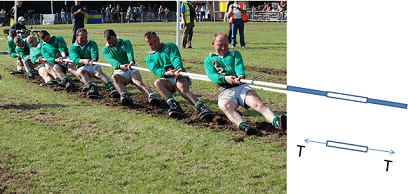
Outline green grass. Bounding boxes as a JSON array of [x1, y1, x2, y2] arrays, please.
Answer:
[[0, 22, 286, 193]]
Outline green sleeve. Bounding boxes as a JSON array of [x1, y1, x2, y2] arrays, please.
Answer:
[[102, 46, 121, 70], [146, 55, 166, 78], [15, 46, 28, 61], [124, 39, 134, 63], [233, 51, 246, 78], [7, 39, 18, 59], [41, 45, 56, 64], [169, 43, 184, 71], [56, 36, 68, 54], [90, 41, 99, 62], [204, 56, 227, 85], [69, 44, 81, 67]]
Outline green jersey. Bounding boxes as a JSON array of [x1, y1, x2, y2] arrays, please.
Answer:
[[29, 41, 44, 65], [41, 36, 68, 64], [69, 39, 99, 68], [15, 40, 31, 61], [204, 50, 246, 85], [145, 42, 186, 78], [102, 38, 134, 70], [7, 38, 20, 59]]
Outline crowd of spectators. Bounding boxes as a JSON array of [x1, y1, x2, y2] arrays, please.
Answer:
[[100, 3, 171, 23], [247, 1, 287, 22]]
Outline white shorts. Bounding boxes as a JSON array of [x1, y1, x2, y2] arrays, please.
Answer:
[[77, 65, 101, 77], [113, 69, 140, 83], [218, 84, 254, 109], [164, 75, 192, 88]]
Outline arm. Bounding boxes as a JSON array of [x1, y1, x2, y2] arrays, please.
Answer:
[[102, 47, 122, 70], [124, 39, 135, 64], [41, 45, 56, 64], [146, 55, 167, 78], [204, 57, 227, 85], [169, 43, 184, 71], [15, 47, 28, 61], [56, 36, 68, 56], [233, 51, 246, 78], [90, 41, 99, 62], [68, 45, 82, 67], [7, 40, 18, 58]]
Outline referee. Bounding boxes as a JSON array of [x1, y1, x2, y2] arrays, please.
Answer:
[[71, 0, 87, 44]]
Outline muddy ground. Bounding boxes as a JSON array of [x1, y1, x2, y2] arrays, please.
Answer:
[[4, 67, 286, 144]]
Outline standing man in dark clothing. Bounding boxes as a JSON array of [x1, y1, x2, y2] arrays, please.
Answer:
[[71, 0, 87, 44], [225, 1, 234, 44], [7, 1, 24, 21]]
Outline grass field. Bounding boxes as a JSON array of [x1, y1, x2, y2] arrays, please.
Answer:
[[0, 21, 287, 193]]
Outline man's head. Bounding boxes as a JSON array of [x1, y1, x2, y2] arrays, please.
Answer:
[[13, 36, 24, 47], [144, 31, 161, 51], [18, 16, 25, 25], [27, 35, 38, 48], [17, 1, 22, 7], [76, 28, 88, 46], [39, 30, 51, 43], [75, 0, 80, 6], [104, 29, 117, 46], [9, 29, 17, 39], [212, 32, 229, 56]]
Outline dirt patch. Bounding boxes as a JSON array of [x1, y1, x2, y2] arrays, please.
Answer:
[[246, 67, 287, 76], [6, 68, 286, 144], [0, 154, 40, 194]]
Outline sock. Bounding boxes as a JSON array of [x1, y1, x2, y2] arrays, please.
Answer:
[[86, 82, 93, 88], [61, 77, 67, 83], [272, 116, 280, 127], [239, 121, 247, 127], [55, 76, 59, 80], [27, 71, 32, 74], [47, 80, 53, 83], [18, 69, 23, 72], [149, 93, 156, 97], [121, 92, 129, 96], [166, 96, 175, 104], [194, 101, 204, 108], [105, 82, 114, 90]]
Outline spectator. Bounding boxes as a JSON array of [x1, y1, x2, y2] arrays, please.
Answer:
[[226, 1, 247, 48], [147, 4, 152, 12], [153, 3, 158, 21], [10, 16, 29, 38], [195, 4, 200, 22], [7, 1, 24, 22], [1, 8, 6, 26], [71, 0, 87, 44], [61, 9, 67, 24], [132, 7, 138, 22], [115, 4, 121, 23], [139, 5, 145, 23], [106, 4, 111, 23], [158, 5, 165, 22], [100, 6, 106, 23], [225, 1, 234, 43], [126, 6, 132, 23], [200, 4, 205, 22], [164, 7, 169, 22], [181, 1, 194, 49]]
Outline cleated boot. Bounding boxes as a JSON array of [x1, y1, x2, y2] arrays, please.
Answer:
[[64, 79, 78, 91], [27, 72, 35, 79], [279, 115, 287, 130], [32, 69, 39, 76], [10, 70, 24, 74], [120, 93, 133, 105], [168, 101, 183, 117], [148, 94, 161, 105], [40, 82, 55, 86], [109, 89, 120, 98], [196, 104, 214, 120], [56, 78, 64, 86], [87, 84, 101, 99], [239, 124, 262, 136]]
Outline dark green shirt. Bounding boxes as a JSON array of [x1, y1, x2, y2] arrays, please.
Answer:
[[69, 39, 99, 68], [145, 42, 186, 78]]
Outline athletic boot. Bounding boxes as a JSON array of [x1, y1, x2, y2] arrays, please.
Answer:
[[239, 124, 262, 136], [27, 72, 35, 79], [40, 81, 55, 86], [32, 69, 39, 76], [56, 78, 64, 86], [279, 115, 287, 130], [148, 93, 160, 105], [120, 93, 133, 105], [64, 78, 78, 91], [87, 84, 101, 99], [10, 70, 24, 74], [109, 89, 120, 98], [168, 101, 183, 117], [196, 104, 214, 120]]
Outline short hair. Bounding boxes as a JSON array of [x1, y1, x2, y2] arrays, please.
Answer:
[[27, 35, 36, 43], [9, 29, 17, 38], [144, 31, 158, 39], [104, 29, 116, 39], [13, 36, 23, 45], [213, 32, 228, 41], [76, 28, 87, 36], [39, 30, 50, 39]]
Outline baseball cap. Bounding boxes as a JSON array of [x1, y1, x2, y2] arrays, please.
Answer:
[[18, 16, 25, 21]]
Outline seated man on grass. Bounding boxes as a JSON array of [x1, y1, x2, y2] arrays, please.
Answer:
[[26, 35, 57, 86], [204, 32, 286, 135], [102, 29, 159, 105], [14, 36, 38, 79], [40, 30, 77, 91], [144, 31, 213, 119], [69, 28, 119, 99], [7, 29, 25, 75]]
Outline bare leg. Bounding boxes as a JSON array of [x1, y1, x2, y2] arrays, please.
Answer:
[[154, 78, 176, 100], [93, 66, 111, 85], [38, 66, 53, 82], [53, 64, 68, 79], [45, 62, 57, 79], [16, 60, 23, 70], [77, 68, 92, 85], [111, 74, 128, 94], [130, 71, 153, 97], [175, 76, 198, 105], [66, 62, 78, 78], [244, 90, 277, 123], [218, 98, 245, 126]]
